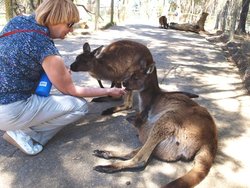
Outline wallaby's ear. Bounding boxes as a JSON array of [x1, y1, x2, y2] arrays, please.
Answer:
[[83, 43, 91, 53], [92, 45, 104, 57], [140, 60, 155, 74], [146, 64, 155, 74]]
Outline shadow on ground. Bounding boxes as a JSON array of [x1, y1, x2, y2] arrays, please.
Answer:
[[1, 23, 249, 188]]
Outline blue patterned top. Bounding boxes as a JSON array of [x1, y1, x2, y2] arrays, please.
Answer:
[[0, 14, 60, 104]]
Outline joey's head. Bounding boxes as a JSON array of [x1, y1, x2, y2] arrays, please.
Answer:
[[123, 63, 155, 91], [70, 42, 104, 72]]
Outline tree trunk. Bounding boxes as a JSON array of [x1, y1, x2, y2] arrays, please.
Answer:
[[110, 0, 114, 24], [176, 0, 181, 23], [236, 0, 250, 34], [5, 0, 13, 21], [95, 0, 100, 30], [29, 0, 42, 10], [221, 0, 230, 32], [229, 0, 240, 41], [214, 9, 221, 30], [118, 0, 127, 22]]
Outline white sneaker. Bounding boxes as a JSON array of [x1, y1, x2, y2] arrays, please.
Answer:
[[3, 130, 43, 155]]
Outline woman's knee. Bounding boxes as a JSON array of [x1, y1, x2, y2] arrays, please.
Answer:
[[62, 95, 88, 114]]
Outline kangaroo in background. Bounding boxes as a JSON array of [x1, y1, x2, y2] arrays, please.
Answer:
[[159, 15, 169, 29], [70, 40, 198, 115], [93, 63, 217, 188]]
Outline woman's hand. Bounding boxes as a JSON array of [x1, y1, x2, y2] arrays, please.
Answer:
[[42, 56, 127, 98], [107, 87, 126, 98]]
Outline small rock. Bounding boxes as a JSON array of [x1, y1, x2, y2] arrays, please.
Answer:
[[126, 181, 131, 185]]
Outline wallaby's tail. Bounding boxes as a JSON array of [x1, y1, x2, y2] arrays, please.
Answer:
[[168, 91, 199, 98], [163, 144, 217, 188]]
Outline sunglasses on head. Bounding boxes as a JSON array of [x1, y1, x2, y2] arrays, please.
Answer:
[[67, 22, 74, 28]]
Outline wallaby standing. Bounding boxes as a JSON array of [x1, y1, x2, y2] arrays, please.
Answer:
[[70, 40, 155, 115], [93, 64, 217, 188], [159, 16, 169, 29]]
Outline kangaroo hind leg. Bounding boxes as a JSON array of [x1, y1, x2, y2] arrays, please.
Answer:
[[93, 147, 141, 160], [94, 116, 175, 173]]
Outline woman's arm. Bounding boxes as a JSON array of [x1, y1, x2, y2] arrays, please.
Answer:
[[42, 55, 126, 98]]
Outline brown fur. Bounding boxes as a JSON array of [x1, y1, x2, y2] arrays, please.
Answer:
[[70, 40, 154, 115], [159, 16, 169, 29], [70, 40, 197, 115], [93, 66, 217, 188]]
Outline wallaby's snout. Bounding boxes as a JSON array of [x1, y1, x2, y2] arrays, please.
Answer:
[[122, 83, 127, 89], [122, 80, 130, 90], [70, 53, 85, 72], [122, 76, 136, 91], [70, 61, 79, 72], [70, 53, 92, 72], [122, 77, 134, 92]]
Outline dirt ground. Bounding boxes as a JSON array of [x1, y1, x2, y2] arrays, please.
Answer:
[[205, 32, 250, 93], [1, 22, 250, 188]]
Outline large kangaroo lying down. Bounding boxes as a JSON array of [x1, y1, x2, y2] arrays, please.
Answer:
[[93, 64, 218, 188], [70, 40, 198, 115]]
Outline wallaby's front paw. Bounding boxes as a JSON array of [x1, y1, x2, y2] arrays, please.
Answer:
[[101, 108, 115, 115], [93, 150, 112, 159]]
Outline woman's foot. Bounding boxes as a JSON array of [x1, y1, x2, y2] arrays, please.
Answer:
[[3, 130, 43, 155]]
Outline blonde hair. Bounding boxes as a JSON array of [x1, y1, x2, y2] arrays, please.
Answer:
[[35, 0, 80, 26]]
